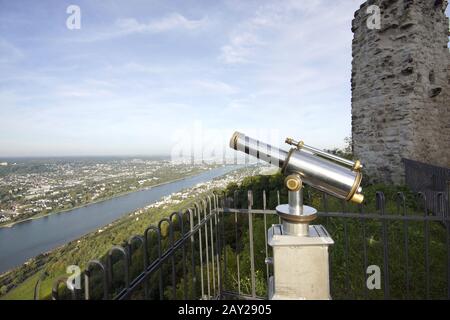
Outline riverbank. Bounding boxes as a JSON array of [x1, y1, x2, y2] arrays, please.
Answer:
[[0, 188, 208, 299], [0, 165, 246, 275], [0, 166, 256, 299], [0, 168, 210, 229]]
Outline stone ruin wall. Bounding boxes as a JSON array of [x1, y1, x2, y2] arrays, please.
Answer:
[[351, 0, 450, 184]]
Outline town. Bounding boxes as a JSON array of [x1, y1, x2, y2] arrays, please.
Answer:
[[91, 165, 263, 235], [0, 158, 221, 226]]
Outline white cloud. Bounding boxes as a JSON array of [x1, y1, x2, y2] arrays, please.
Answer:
[[216, 0, 362, 149], [219, 0, 361, 65], [111, 62, 166, 74], [191, 79, 239, 95], [77, 13, 208, 42], [116, 13, 206, 33], [0, 39, 24, 64], [58, 88, 112, 98], [0, 90, 20, 109], [219, 32, 264, 63]]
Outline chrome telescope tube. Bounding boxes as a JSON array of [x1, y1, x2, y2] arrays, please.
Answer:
[[230, 132, 289, 168], [229, 132, 364, 204]]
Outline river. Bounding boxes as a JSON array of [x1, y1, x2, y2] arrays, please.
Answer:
[[0, 166, 237, 274]]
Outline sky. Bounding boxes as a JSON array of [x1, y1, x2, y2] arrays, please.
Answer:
[[0, 0, 448, 157]]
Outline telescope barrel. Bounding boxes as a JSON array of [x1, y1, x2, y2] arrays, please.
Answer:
[[229, 132, 364, 204], [302, 144, 354, 167], [230, 132, 289, 168], [285, 137, 360, 169], [283, 148, 363, 203]]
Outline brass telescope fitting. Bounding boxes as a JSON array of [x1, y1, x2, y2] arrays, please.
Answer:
[[285, 174, 302, 192]]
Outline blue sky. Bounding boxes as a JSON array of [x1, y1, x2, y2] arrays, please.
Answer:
[[0, 1, 448, 157]]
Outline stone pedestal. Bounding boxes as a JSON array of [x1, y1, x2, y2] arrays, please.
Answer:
[[268, 224, 334, 300]]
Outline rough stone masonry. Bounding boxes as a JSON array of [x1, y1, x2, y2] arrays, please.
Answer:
[[351, 0, 450, 184]]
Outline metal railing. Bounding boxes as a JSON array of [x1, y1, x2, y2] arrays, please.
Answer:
[[403, 158, 450, 217], [42, 189, 450, 300]]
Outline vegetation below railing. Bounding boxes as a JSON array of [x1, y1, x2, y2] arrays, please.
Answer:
[[220, 173, 449, 300], [0, 195, 210, 299]]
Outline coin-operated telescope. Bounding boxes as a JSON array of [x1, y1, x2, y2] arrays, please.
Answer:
[[229, 131, 365, 299]]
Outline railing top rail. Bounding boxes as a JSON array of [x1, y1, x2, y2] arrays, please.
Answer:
[[220, 208, 450, 221]]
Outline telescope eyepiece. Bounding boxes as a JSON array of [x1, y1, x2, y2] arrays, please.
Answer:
[[229, 131, 243, 150]]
